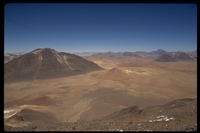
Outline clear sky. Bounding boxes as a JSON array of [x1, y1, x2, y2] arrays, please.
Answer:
[[4, 3, 197, 53]]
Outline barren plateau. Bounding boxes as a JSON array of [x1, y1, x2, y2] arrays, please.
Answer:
[[4, 51, 197, 131]]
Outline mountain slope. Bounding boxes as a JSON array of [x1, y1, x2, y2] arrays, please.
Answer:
[[4, 48, 103, 82], [155, 54, 176, 62], [170, 52, 195, 61]]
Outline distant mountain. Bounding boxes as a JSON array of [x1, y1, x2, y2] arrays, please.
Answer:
[[155, 54, 176, 62], [84, 49, 196, 61], [186, 50, 197, 58], [4, 54, 22, 63], [186, 50, 197, 54], [86, 52, 141, 59], [155, 52, 195, 62], [150, 49, 168, 55], [4, 48, 103, 82], [12, 52, 26, 55], [123, 52, 141, 57], [72, 52, 99, 56], [170, 52, 195, 61], [86, 49, 169, 60], [134, 51, 147, 54]]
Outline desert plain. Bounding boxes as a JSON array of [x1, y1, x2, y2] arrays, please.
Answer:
[[4, 52, 197, 131]]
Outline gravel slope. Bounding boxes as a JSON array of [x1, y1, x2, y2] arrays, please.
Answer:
[[4, 98, 197, 131]]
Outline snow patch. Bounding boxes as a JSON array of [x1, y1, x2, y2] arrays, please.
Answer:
[[4, 109, 14, 114], [6, 112, 17, 118], [145, 129, 153, 131], [4, 109, 21, 119], [156, 115, 165, 118], [146, 115, 175, 122]]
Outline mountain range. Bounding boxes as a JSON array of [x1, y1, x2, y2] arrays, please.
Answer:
[[5, 49, 196, 63], [155, 52, 196, 62], [85, 49, 196, 61]]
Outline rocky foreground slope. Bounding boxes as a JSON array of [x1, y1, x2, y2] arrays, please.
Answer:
[[4, 98, 197, 131]]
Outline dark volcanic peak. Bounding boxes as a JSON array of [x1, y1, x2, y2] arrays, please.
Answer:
[[155, 54, 176, 62], [150, 49, 167, 55], [4, 48, 103, 82], [171, 52, 194, 61]]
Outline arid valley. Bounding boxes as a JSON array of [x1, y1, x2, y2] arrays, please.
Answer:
[[4, 48, 197, 131]]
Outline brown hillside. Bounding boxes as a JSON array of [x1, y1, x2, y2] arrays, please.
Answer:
[[4, 48, 103, 82]]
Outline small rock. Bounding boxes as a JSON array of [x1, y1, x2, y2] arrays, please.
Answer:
[[128, 122, 132, 125]]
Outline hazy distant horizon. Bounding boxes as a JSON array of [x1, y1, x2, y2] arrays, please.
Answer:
[[4, 48, 196, 55]]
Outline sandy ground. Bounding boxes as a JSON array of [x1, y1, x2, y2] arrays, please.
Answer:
[[4, 58, 197, 131]]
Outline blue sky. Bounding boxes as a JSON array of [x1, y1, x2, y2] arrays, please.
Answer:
[[4, 3, 197, 53]]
